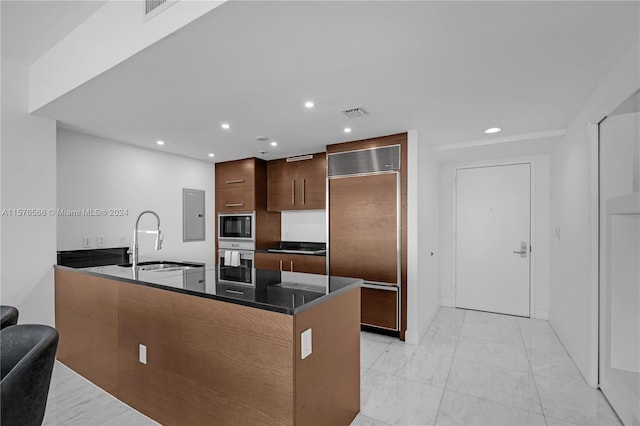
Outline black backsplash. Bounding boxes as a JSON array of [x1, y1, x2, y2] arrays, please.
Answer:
[[57, 247, 129, 268]]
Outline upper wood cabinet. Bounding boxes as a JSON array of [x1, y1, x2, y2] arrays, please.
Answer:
[[216, 158, 260, 212], [267, 153, 326, 211], [216, 158, 255, 189]]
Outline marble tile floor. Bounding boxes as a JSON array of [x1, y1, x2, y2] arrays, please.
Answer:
[[353, 308, 622, 426], [43, 307, 622, 426]]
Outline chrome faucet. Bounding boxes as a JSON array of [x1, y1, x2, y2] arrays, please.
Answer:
[[132, 210, 163, 269]]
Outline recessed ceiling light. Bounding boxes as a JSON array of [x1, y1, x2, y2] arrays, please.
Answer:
[[344, 128, 352, 133], [208, 153, 215, 158], [156, 140, 165, 145], [304, 101, 314, 108], [221, 123, 230, 130], [255, 136, 269, 142], [270, 141, 278, 147], [484, 127, 502, 134]]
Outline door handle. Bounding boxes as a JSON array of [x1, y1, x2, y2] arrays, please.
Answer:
[[513, 242, 528, 258]]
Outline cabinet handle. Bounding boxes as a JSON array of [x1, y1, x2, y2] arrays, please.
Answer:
[[225, 179, 245, 184], [225, 289, 244, 295], [225, 203, 244, 207], [302, 179, 305, 205], [279, 259, 283, 271], [290, 260, 293, 271], [291, 180, 295, 206]]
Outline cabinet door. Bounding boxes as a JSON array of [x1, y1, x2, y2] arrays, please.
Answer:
[[267, 159, 298, 211], [255, 252, 288, 271], [215, 158, 255, 189], [329, 173, 398, 284], [289, 254, 326, 274], [298, 153, 326, 210], [216, 187, 255, 212], [268, 154, 326, 211], [361, 287, 398, 330]]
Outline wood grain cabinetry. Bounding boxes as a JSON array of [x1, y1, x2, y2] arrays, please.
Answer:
[[329, 173, 398, 284], [215, 159, 255, 189], [267, 153, 326, 211], [327, 133, 407, 338], [360, 286, 398, 330], [55, 268, 360, 426], [215, 158, 280, 250], [54, 269, 119, 395], [255, 251, 326, 274], [215, 158, 258, 212]]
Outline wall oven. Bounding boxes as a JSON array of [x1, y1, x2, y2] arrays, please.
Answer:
[[218, 213, 255, 242], [218, 249, 255, 286]]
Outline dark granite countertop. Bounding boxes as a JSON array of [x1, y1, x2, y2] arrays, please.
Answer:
[[54, 262, 359, 315], [257, 241, 327, 256]]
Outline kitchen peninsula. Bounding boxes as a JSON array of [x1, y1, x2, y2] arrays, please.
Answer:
[[54, 263, 361, 426]]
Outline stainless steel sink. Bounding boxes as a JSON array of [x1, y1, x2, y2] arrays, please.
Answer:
[[117, 261, 202, 271], [139, 263, 184, 271]]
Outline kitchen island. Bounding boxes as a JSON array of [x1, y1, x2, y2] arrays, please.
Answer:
[[54, 263, 361, 426]]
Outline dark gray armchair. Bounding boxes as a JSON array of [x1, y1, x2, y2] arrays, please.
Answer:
[[0, 306, 19, 329], [1, 324, 59, 426]]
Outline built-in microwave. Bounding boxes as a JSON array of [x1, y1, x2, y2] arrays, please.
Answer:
[[218, 213, 255, 242]]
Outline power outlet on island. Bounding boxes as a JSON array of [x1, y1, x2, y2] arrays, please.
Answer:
[[82, 236, 93, 248], [301, 328, 312, 359], [96, 235, 105, 248], [139, 344, 147, 365]]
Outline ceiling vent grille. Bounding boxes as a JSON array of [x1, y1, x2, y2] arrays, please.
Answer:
[[342, 107, 369, 118], [145, 0, 167, 15]]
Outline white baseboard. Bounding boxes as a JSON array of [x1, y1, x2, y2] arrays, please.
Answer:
[[534, 310, 549, 320], [440, 298, 455, 307], [405, 306, 439, 345], [404, 329, 420, 345]]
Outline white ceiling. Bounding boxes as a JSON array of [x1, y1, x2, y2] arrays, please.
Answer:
[[10, 1, 640, 163], [1, 0, 108, 66]]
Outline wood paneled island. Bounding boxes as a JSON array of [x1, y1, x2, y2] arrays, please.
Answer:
[[54, 264, 361, 426]]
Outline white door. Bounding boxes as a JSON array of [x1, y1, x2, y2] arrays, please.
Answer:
[[455, 163, 531, 317]]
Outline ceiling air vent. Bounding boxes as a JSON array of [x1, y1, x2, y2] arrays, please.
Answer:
[[146, 0, 167, 15], [342, 107, 369, 118], [144, 0, 176, 20]]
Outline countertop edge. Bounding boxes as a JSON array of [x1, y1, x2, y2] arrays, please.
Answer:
[[53, 265, 361, 315]]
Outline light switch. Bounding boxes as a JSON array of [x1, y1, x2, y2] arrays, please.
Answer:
[[139, 344, 147, 364], [553, 226, 561, 240], [301, 328, 312, 359]]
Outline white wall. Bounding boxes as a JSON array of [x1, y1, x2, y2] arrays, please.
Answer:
[[57, 129, 215, 264], [281, 210, 326, 242], [30, 0, 225, 112], [406, 130, 441, 344], [438, 155, 551, 318], [549, 38, 640, 387], [0, 57, 57, 326]]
